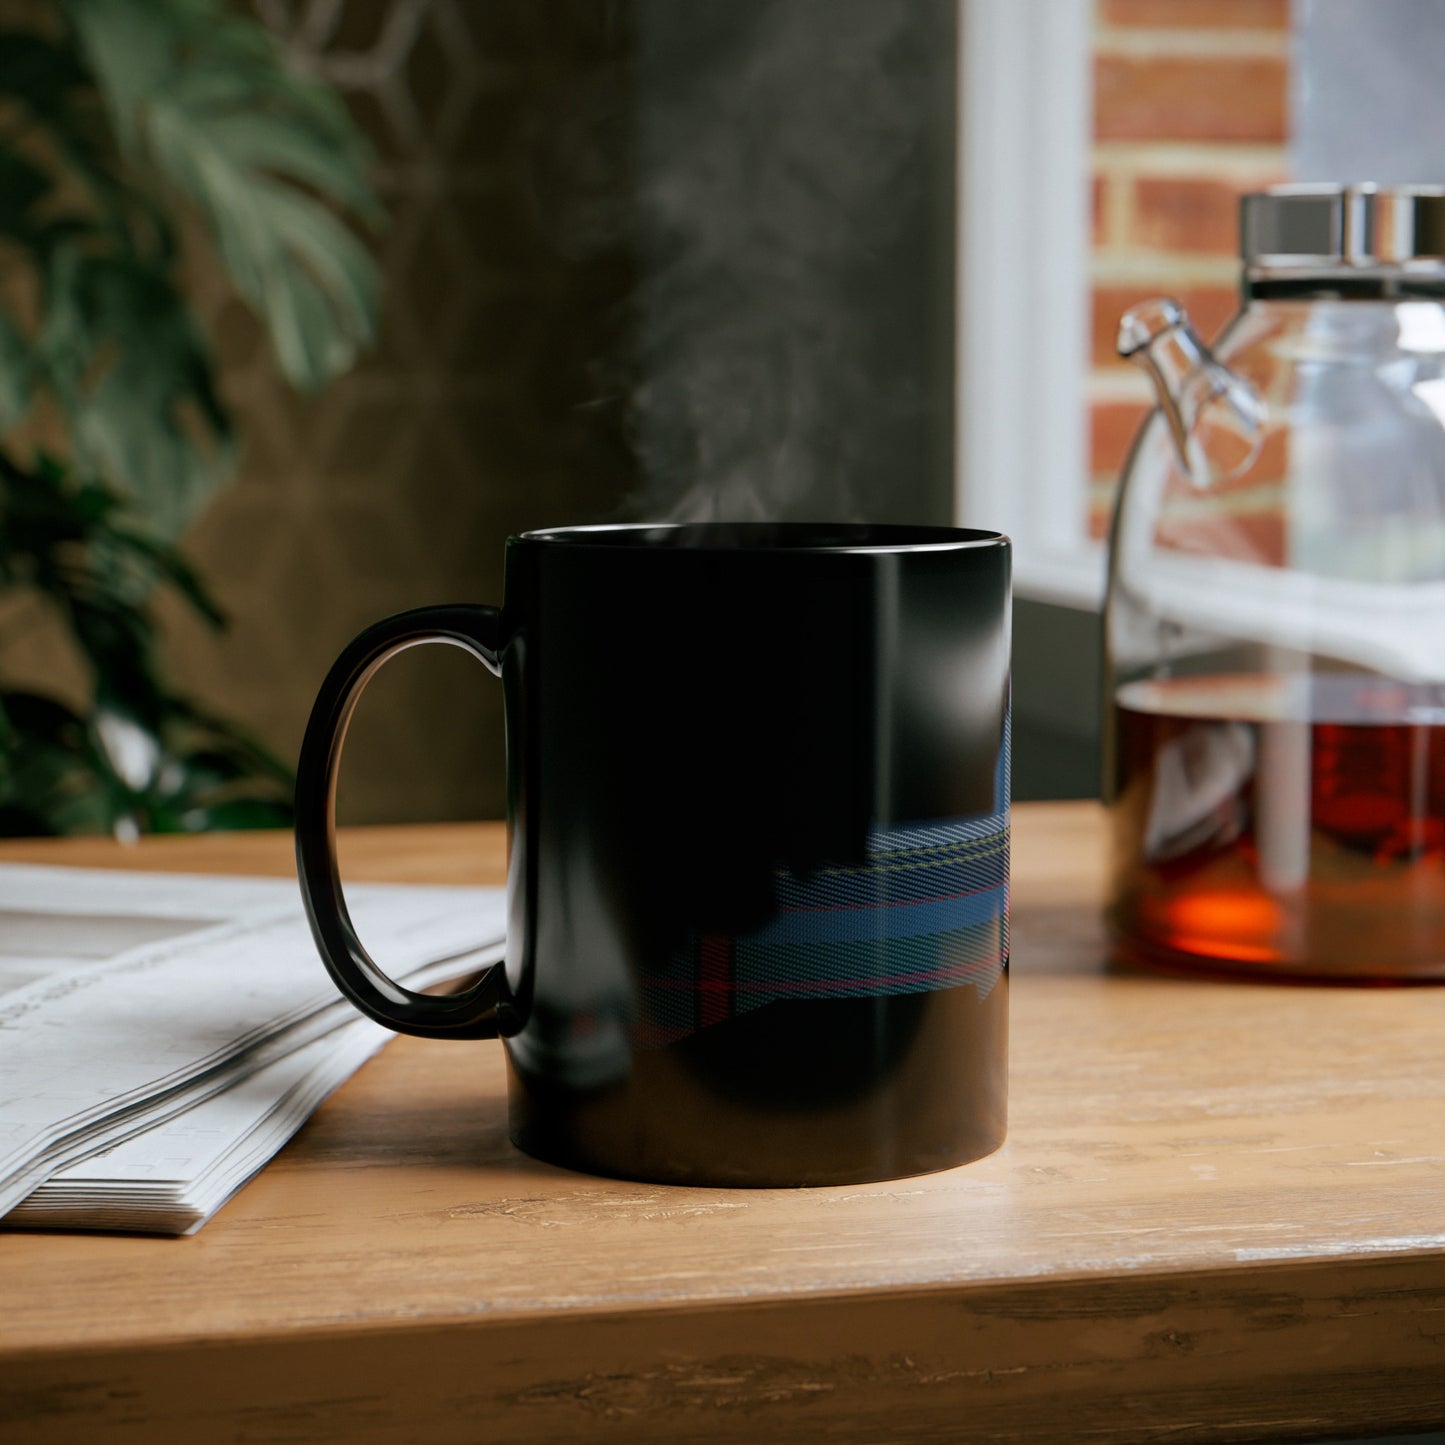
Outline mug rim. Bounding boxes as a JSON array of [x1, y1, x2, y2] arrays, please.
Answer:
[[514, 522, 1010, 555]]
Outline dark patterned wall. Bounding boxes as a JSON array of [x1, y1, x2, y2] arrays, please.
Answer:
[[164, 0, 639, 826], [143, 0, 955, 828]]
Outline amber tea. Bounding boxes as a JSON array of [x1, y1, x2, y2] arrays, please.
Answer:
[[1110, 673, 1445, 980]]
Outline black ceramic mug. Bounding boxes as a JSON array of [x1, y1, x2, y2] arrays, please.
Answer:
[[296, 523, 1011, 1186]]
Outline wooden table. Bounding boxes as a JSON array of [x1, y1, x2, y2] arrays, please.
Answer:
[[2, 803, 1444, 1444]]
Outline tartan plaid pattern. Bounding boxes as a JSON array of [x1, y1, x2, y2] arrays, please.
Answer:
[[638, 716, 1010, 1047]]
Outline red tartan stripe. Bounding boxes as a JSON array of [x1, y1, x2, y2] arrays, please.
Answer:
[[645, 959, 1001, 995], [697, 934, 732, 1027]]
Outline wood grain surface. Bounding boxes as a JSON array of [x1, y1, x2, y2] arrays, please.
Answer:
[[2, 804, 1444, 1443]]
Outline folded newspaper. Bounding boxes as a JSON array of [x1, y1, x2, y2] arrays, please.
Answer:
[[0, 864, 505, 1235]]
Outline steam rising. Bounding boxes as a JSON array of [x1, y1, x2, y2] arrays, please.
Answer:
[[625, 0, 951, 523]]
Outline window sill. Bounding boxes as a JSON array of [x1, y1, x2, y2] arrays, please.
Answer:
[[1013, 542, 1107, 611]]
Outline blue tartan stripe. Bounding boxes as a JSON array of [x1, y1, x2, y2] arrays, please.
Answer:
[[733, 918, 1006, 1000], [635, 709, 1011, 1045], [868, 813, 1011, 853], [638, 811, 1009, 1042], [771, 838, 1008, 912], [748, 879, 1007, 946], [731, 808, 1007, 995], [637, 919, 1007, 1045]]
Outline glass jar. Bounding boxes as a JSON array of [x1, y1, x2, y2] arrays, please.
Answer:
[[1105, 184, 1445, 980]]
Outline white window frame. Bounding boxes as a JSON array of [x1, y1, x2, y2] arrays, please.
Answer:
[[955, 0, 1104, 610]]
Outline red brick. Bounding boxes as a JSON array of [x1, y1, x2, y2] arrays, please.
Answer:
[[1248, 426, 1287, 483], [1156, 508, 1286, 566], [1133, 176, 1261, 254], [1093, 175, 1107, 246], [1101, 0, 1289, 28], [1088, 491, 1118, 542], [1210, 427, 1288, 490], [1091, 400, 1152, 476], [1095, 55, 1287, 143], [1091, 284, 1240, 369]]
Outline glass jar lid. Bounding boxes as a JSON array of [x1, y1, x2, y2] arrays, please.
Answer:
[[1242, 184, 1445, 272]]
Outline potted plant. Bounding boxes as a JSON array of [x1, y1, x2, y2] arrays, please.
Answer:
[[0, 0, 379, 835]]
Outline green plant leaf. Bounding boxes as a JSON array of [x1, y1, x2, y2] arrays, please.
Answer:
[[0, 674, 295, 838], [36, 248, 234, 535], [108, 525, 226, 627], [0, 34, 91, 125], [59, 0, 174, 154], [164, 695, 296, 786], [0, 0, 354, 837], [172, 797, 293, 832], [65, 0, 382, 392], [0, 689, 116, 836], [143, 113, 380, 390], [0, 31, 151, 248], [0, 151, 51, 245], [0, 314, 30, 429]]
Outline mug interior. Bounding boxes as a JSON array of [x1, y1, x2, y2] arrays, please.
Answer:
[[517, 522, 1006, 553]]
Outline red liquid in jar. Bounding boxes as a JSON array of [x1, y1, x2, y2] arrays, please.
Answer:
[[1109, 674, 1445, 979]]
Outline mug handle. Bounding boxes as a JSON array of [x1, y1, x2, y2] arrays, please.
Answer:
[[295, 605, 509, 1039]]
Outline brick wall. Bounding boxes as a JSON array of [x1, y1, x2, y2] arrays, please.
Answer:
[[1088, 0, 1291, 538]]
